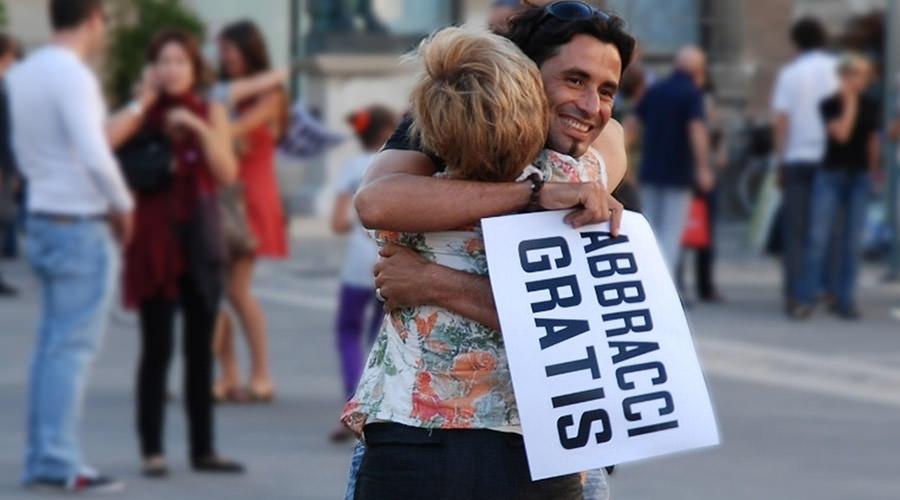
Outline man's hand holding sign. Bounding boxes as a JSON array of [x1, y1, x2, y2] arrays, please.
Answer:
[[482, 210, 719, 480]]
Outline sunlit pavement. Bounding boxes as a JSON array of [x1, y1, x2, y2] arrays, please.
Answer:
[[1, 219, 899, 500]]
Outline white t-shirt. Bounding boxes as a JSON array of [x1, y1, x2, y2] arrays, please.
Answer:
[[771, 50, 839, 164], [337, 153, 378, 288], [7, 46, 134, 216]]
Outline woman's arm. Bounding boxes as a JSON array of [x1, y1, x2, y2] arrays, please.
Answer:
[[106, 72, 158, 149], [167, 104, 238, 185], [226, 68, 288, 107], [868, 132, 880, 174], [229, 91, 283, 139]]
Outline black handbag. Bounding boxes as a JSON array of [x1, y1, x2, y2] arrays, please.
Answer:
[[115, 132, 174, 193]]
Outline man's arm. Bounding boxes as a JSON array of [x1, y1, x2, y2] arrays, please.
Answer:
[[374, 244, 500, 331], [689, 119, 713, 192], [356, 152, 623, 233], [61, 73, 134, 215]]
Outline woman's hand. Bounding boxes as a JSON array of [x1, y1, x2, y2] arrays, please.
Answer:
[[166, 107, 206, 136], [134, 66, 160, 111]]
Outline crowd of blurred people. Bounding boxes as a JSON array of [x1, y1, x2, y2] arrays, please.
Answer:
[[0, 0, 304, 492]]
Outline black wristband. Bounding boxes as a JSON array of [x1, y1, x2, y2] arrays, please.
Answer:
[[526, 173, 544, 212]]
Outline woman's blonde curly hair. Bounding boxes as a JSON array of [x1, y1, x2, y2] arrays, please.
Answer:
[[407, 26, 549, 182]]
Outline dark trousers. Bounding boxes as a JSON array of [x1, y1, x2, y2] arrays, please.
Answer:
[[782, 164, 818, 302], [678, 190, 718, 299], [137, 275, 219, 460], [355, 423, 584, 500]]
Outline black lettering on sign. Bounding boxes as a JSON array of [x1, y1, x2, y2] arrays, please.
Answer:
[[602, 309, 653, 337], [622, 391, 675, 421], [526, 275, 582, 313], [609, 341, 659, 364], [536, 318, 591, 350], [587, 252, 638, 279], [518, 237, 572, 273], [557, 409, 612, 449], [545, 346, 601, 380], [616, 362, 668, 390], [594, 281, 646, 307], [627, 420, 680, 437], [581, 232, 629, 253], [551, 388, 605, 408]]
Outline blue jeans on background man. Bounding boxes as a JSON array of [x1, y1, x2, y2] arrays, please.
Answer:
[[22, 216, 118, 483], [640, 184, 692, 275], [781, 163, 818, 305], [799, 170, 870, 311]]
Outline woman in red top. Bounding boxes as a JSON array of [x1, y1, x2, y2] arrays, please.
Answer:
[[212, 20, 288, 402], [110, 29, 243, 477]]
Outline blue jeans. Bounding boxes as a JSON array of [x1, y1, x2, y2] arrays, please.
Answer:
[[22, 216, 118, 483], [639, 184, 692, 275], [781, 164, 818, 301], [799, 170, 870, 309]]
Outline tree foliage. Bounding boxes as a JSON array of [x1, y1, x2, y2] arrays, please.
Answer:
[[106, 0, 204, 105]]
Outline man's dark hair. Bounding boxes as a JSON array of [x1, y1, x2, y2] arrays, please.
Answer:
[[791, 17, 827, 51], [50, 0, 103, 31], [504, 6, 636, 76], [0, 33, 19, 60]]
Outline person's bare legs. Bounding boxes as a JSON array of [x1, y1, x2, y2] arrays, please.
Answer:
[[212, 309, 243, 400], [227, 256, 274, 399]]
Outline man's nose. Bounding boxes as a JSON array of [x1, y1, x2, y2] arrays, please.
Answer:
[[576, 89, 601, 120]]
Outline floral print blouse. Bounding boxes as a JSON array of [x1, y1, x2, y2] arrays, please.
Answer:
[[341, 148, 608, 436]]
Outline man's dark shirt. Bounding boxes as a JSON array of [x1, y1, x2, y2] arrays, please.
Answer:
[[820, 93, 879, 172], [381, 115, 447, 172], [635, 70, 705, 187]]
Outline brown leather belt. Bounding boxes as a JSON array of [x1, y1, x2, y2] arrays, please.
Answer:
[[29, 212, 106, 224]]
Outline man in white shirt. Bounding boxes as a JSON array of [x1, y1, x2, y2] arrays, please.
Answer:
[[7, 0, 132, 493], [771, 17, 838, 319]]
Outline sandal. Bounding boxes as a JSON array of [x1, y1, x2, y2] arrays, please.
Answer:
[[246, 382, 276, 403], [142, 455, 169, 478], [212, 382, 248, 404]]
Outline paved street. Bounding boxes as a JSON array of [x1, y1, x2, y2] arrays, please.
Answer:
[[1, 219, 899, 500]]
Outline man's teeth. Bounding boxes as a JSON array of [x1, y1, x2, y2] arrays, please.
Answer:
[[562, 118, 590, 132]]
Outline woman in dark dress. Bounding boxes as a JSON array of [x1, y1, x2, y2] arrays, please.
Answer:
[[110, 28, 244, 477]]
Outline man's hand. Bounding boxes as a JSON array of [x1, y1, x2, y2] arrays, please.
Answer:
[[109, 211, 135, 247], [696, 166, 715, 193], [539, 182, 623, 234], [374, 244, 435, 312]]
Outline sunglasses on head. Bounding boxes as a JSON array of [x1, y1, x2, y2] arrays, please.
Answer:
[[526, 1, 611, 39]]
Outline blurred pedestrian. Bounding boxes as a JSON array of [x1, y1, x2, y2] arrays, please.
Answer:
[[110, 28, 244, 477], [211, 20, 288, 404], [328, 105, 396, 442], [797, 54, 879, 319], [489, 0, 522, 33], [0, 33, 20, 297], [771, 17, 838, 319], [678, 72, 727, 302], [8, 0, 132, 492], [634, 46, 714, 273], [615, 54, 648, 212]]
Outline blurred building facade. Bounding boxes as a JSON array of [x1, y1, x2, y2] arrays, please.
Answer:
[[2, 0, 892, 216]]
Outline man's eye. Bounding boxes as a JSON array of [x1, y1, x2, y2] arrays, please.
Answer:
[[567, 77, 584, 86]]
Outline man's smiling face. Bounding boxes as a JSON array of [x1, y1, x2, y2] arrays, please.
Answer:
[[540, 34, 622, 158]]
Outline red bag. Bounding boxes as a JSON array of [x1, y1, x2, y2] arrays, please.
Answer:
[[681, 197, 711, 249]]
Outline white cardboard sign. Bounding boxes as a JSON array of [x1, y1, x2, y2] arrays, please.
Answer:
[[482, 210, 719, 480]]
